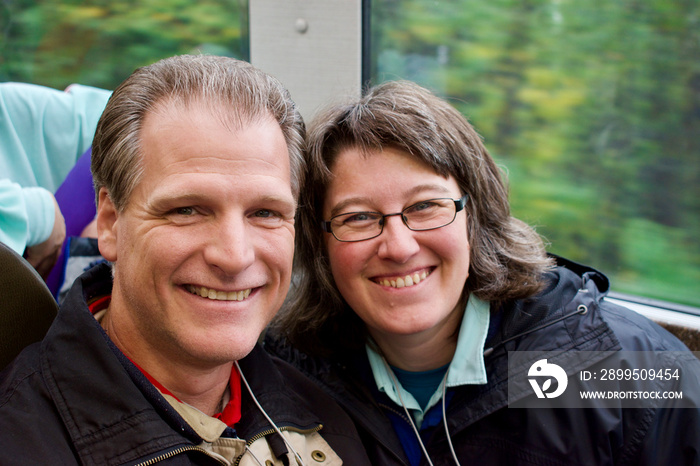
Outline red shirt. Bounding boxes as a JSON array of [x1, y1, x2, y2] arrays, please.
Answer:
[[88, 296, 242, 426]]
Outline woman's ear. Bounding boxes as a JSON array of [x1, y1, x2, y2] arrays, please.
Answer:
[[96, 187, 118, 262]]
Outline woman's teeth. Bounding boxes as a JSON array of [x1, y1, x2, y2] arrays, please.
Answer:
[[378, 270, 430, 289], [186, 285, 252, 301]]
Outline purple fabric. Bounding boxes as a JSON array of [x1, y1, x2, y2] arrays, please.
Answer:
[[45, 147, 96, 297]]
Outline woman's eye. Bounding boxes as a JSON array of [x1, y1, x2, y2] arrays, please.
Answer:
[[407, 201, 439, 214], [412, 202, 434, 211], [347, 213, 368, 222], [341, 212, 380, 226]]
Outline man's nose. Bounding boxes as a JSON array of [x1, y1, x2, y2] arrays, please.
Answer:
[[376, 215, 420, 263], [204, 215, 256, 275]]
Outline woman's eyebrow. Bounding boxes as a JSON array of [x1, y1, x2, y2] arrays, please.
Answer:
[[328, 184, 454, 217], [329, 197, 374, 217], [404, 184, 453, 197]]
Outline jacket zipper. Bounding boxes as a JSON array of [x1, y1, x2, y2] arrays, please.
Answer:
[[134, 444, 227, 465], [367, 403, 412, 466], [378, 402, 412, 425], [232, 424, 323, 466]]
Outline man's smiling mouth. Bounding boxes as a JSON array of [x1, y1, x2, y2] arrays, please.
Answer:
[[186, 285, 252, 301], [373, 268, 433, 289]]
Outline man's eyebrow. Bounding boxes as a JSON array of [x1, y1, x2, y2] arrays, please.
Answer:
[[148, 192, 208, 208], [329, 184, 453, 217], [148, 191, 297, 210]]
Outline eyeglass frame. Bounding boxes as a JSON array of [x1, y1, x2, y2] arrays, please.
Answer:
[[321, 194, 469, 242]]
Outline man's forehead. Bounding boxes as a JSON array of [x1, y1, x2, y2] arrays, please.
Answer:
[[135, 104, 292, 197]]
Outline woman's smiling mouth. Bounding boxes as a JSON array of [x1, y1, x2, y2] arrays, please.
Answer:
[[372, 268, 433, 289]]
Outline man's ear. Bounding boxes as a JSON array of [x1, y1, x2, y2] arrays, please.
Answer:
[[96, 187, 119, 262]]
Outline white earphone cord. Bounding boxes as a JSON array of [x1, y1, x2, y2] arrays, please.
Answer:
[[235, 361, 307, 466], [383, 358, 462, 466], [441, 370, 461, 465], [244, 445, 265, 466]]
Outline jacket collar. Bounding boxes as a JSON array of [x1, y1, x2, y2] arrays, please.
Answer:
[[41, 263, 192, 465], [42, 263, 325, 464], [236, 344, 325, 439], [448, 255, 621, 430], [322, 256, 621, 441]]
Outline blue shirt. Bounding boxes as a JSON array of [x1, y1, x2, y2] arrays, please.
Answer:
[[366, 294, 490, 427], [391, 363, 450, 411]]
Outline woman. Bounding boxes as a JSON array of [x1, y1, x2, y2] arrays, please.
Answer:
[[267, 81, 700, 465]]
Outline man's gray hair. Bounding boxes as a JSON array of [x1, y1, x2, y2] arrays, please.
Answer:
[[92, 54, 305, 211]]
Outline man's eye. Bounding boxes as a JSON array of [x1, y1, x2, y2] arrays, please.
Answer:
[[254, 209, 284, 219], [251, 209, 288, 227], [174, 207, 195, 216]]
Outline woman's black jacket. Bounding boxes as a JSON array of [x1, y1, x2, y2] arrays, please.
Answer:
[[267, 256, 700, 465]]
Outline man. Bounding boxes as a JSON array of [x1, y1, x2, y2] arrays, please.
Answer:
[[0, 55, 370, 465]]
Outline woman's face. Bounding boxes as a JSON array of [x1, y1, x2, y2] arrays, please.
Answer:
[[323, 146, 470, 349]]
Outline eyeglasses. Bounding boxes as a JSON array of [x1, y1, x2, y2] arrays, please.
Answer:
[[322, 194, 468, 242]]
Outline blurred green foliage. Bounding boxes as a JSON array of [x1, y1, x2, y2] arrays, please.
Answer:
[[1, 0, 697, 307], [0, 0, 248, 89], [372, 0, 700, 307]]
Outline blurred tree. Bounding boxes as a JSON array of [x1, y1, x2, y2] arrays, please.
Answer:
[[3, 0, 698, 306], [0, 0, 248, 89], [372, 0, 700, 307]]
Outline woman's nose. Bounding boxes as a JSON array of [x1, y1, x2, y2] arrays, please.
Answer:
[[376, 215, 420, 263]]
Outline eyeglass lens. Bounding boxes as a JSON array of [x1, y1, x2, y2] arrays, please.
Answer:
[[331, 198, 459, 242]]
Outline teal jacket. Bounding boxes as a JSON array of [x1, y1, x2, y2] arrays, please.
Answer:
[[0, 82, 111, 254]]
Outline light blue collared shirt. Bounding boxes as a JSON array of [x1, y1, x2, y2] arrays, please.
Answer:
[[366, 294, 490, 427]]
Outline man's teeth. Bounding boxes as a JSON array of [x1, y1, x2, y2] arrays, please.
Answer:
[[379, 270, 430, 289], [186, 285, 252, 301]]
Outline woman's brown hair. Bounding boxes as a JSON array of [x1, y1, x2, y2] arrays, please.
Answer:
[[272, 80, 553, 357]]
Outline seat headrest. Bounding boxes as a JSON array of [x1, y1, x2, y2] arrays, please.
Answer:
[[0, 241, 58, 370]]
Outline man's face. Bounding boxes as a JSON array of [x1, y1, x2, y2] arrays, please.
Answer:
[[97, 102, 295, 368]]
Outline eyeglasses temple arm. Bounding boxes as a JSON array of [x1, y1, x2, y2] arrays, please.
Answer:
[[454, 194, 469, 211]]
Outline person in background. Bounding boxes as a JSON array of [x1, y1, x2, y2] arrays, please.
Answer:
[[267, 80, 700, 465], [0, 178, 65, 277], [0, 82, 111, 277], [0, 55, 370, 465]]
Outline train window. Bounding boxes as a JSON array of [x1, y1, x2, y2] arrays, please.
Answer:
[[370, 0, 700, 313], [0, 1, 249, 89], [2, 0, 697, 322]]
